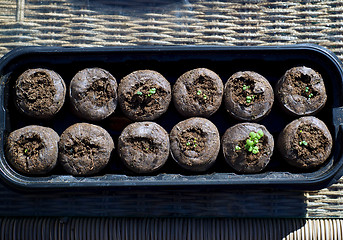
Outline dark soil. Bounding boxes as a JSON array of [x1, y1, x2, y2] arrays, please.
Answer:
[[179, 128, 206, 153], [289, 72, 318, 100], [87, 78, 115, 106], [230, 76, 265, 107], [294, 124, 330, 160], [14, 135, 43, 162], [186, 75, 218, 105], [128, 137, 158, 154], [236, 136, 267, 165], [126, 84, 168, 117], [59, 123, 114, 176], [19, 71, 56, 112]]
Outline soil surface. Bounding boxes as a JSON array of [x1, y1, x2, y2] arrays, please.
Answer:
[[170, 117, 220, 172], [118, 122, 169, 174], [173, 68, 223, 118], [222, 123, 274, 173], [69, 68, 118, 121], [6, 125, 59, 175], [224, 71, 274, 121], [118, 70, 171, 121], [15, 68, 66, 119], [59, 123, 114, 176], [277, 116, 333, 169], [275, 66, 327, 116]]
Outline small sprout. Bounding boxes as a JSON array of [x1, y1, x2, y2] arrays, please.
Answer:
[[243, 85, 250, 91], [246, 99, 251, 103], [299, 140, 308, 146], [246, 96, 252, 100], [147, 88, 157, 97], [136, 91, 143, 95], [194, 144, 198, 147], [246, 139, 254, 147], [305, 87, 309, 93], [257, 130, 264, 139], [235, 145, 241, 151], [24, 148, 28, 154], [197, 90, 202, 95], [203, 94, 207, 100], [248, 146, 253, 152], [146, 147, 149, 151], [252, 146, 259, 154], [299, 130, 303, 133], [249, 132, 257, 139], [308, 93, 313, 98], [254, 138, 259, 144], [186, 142, 191, 146]]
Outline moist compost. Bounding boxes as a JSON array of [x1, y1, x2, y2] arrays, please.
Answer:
[[118, 70, 171, 121], [277, 116, 332, 169], [222, 123, 274, 173], [275, 66, 327, 116], [69, 68, 118, 121], [173, 68, 223, 117], [224, 71, 274, 121], [118, 122, 169, 174], [15, 68, 66, 119], [170, 117, 220, 172], [59, 123, 114, 175], [6, 125, 59, 175]]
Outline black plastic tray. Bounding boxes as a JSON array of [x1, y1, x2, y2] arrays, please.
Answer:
[[1, 44, 343, 190]]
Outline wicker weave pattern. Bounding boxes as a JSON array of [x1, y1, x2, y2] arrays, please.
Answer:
[[0, 217, 342, 239], [1, 0, 343, 218]]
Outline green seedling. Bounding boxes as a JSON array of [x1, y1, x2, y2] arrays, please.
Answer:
[[197, 90, 202, 95], [245, 130, 264, 154], [203, 94, 207, 100], [243, 85, 250, 91], [235, 145, 241, 151], [136, 91, 143, 95], [308, 93, 313, 98], [194, 144, 198, 147], [299, 130, 303, 133], [186, 142, 191, 146], [147, 88, 156, 97], [299, 140, 308, 146], [305, 87, 309, 93], [24, 148, 28, 154]]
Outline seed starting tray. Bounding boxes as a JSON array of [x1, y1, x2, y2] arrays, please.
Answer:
[[0, 44, 343, 190]]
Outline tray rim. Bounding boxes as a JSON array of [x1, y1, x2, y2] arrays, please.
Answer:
[[1, 43, 343, 190]]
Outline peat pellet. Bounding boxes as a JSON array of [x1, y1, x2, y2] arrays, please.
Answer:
[[222, 123, 274, 173], [277, 116, 333, 169], [173, 68, 223, 117], [118, 70, 171, 121], [275, 66, 327, 116], [15, 68, 66, 119], [170, 117, 220, 172], [59, 123, 114, 176], [6, 125, 59, 175], [69, 68, 118, 121], [224, 71, 274, 121], [118, 122, 169, 174]]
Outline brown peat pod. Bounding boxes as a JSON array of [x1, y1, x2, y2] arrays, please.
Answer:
[[59, 123, 114, 176], [118, 122, 169, 174], [170, 117, 220, 172], [277, 116, 333, 169], [275, 66, 327, 116], [15, 68, 66, 119], [173, 68, 223, 117], [69, 68, 118, 121], [118, 70, 171, 121], [224, 71, 274, 121], [222, 123, 274, 173], [6, 125, 59, 175]]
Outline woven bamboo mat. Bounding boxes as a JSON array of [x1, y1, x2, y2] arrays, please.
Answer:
[[1, 0, 343, 218], [0, 217, 342, 239]]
